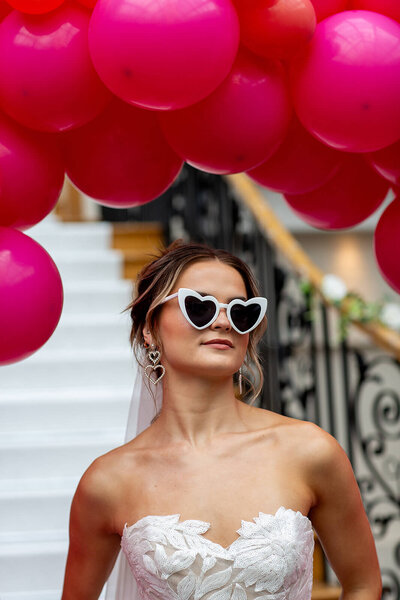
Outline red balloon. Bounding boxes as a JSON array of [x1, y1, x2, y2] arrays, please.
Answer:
[[310, 0, 349, 21], [159, 52, 292, 174], [366, 138, 400, 186], [247, 116, 342, 193], [0, 227, 63, 365], [61, 99, 183, 207], [374, 198, 400, 294], [76, 0, 96, 8], [234, 0, 316, 60], [284, 156, 389, 229], [351, 0, 400, 23], [0, 1, 12, 20], [0, 112, 64, 230], [0, 3, 111, 132], [6, 0, 64, 14]]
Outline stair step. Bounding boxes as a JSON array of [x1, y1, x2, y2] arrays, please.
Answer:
[[0, 531, 68, 593], [44, 313, 131, 351], [27, 221, 112, 252], [0, 428, 125, 479], [62, 280, 133, 314], [0, 478, 78, 533], [0, 476, 79, 494], [48, 250, 124, 281], [112, 222, 163, 252], [121, 248, 160, 279], [0, 348, 135, 389], [0, 591, 107, 600], [0, 386, 132, 432], [312, 584, 342, 599], [1, 590, 63, 599]]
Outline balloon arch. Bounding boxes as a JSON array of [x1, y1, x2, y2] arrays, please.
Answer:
[[0, 0, 400, 364]]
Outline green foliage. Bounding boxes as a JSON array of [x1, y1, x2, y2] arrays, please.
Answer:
[[299, 280, 391, 340]]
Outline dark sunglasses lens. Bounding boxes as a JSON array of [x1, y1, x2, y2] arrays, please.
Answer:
[[231, 303, 261, 332], [185, 296, 216, 327]]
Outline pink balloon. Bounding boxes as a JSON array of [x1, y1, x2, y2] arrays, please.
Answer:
[[374, 198, 400, 294], [290, 11, 400, 152], [234, 0, 316, 61], [351, 0, 400, 23], [284, 156, 389, 229], [0, 227, 63, 365], [61, 99, 183, 207], [0, 112, 64, 230], [366, 138, 400, 186], [310, 0, 349, 21], [0, 4, 111, 132], [247, 116, 342, 193], [159, 52, 292, 174], [88, 0, 239, 111]]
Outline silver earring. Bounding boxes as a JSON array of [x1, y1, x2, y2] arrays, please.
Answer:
[[144, 344, 165, 385], [239, 366, 243, 395]]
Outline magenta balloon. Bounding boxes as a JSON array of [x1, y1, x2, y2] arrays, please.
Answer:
[[284, 156, 389, 229], [0, 4, 111, 132], [247, 116, 342, 194], [88, 0, 239, 110], [0, 112, 64, 230], [351, 0, 400, 23], [366, 138, 400, 186], [0, 227, 63, 365], [310, 0, 349, 21], [374, 198, 400, 294], [159, 52, 292, 174], [290, 11, 400, 152], [61, 99, 183, 207]]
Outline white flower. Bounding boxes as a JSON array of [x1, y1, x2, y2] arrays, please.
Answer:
[[321, 274, 347, 302], [380, 303, 400, 330]]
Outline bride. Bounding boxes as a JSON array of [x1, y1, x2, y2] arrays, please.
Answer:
[[61, 240, 381, 600]]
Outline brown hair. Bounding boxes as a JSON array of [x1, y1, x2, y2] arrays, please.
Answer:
[[125, 239, 267, 406]]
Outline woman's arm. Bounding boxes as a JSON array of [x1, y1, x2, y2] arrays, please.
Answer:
[[303, 423, 382, 600], [61, 457, 122, 600]]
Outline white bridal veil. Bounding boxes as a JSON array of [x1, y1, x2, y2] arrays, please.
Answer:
[[105, 348, 163, 600]]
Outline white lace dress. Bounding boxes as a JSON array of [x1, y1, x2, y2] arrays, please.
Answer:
[[121, 506, 314, 600]]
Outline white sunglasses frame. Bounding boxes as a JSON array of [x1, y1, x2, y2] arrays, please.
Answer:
[[160, 287, 267, 334]]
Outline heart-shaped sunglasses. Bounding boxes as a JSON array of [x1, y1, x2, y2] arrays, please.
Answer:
[[159, 288, 267, 334]]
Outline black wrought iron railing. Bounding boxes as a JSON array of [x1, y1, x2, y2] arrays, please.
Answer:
[[101, 165, 400, 597]]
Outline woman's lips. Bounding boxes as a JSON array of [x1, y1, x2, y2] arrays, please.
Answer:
[[203, 339, 233, 349]]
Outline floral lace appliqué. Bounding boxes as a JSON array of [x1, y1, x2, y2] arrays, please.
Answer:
[[121, 507, 314, 600]]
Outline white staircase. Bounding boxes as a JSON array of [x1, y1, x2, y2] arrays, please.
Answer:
[[0, 217, 136, 599]]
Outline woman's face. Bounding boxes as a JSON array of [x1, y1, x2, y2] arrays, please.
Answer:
[[149, 260, 250, 379]]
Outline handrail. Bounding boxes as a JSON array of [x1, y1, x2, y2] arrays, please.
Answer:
[[226, 173, 400, 361]]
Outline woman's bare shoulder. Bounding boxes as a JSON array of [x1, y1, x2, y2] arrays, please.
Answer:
[[76, 439, 146, 506], [269, 412, 340, 454], [249, 406, 340, 461]]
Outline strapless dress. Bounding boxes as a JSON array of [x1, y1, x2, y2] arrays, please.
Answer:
[[121, 506, 314, 600]]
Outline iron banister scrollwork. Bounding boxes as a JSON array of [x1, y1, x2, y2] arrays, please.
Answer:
[[102, 165, 400, 595]]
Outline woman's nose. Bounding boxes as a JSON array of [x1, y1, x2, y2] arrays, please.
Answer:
[[211, 308, 231, 330]]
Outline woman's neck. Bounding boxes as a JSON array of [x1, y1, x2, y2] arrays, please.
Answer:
[[152, 373, 247, 450]]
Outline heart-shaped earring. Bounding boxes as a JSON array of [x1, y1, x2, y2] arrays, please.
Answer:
[[145, 344, 165, 384], [148, 349, 161, 366], [145, 363, 165, 384]]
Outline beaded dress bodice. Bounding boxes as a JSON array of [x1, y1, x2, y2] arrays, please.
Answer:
[[121, 506, 314, 600]]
